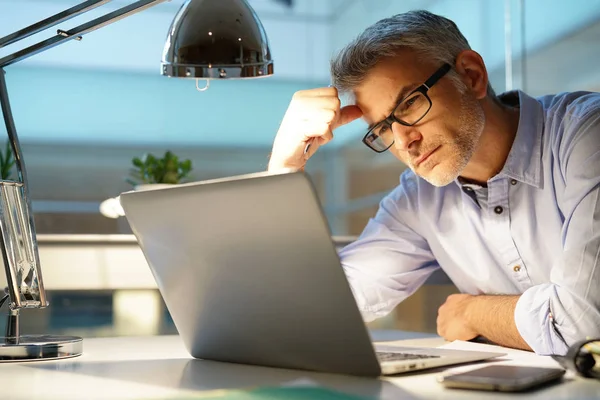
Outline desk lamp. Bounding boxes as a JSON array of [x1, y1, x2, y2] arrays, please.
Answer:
[[0, 0, 273, 361]]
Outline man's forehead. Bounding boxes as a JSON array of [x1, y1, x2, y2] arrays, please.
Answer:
[[352, 54, 434, 123], [353, 75, 412, 125]]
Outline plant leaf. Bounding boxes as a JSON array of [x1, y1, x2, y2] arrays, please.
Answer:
[[132, 157, 144, 168], [0, 141, 14, 180], [126, 151, 194, 185], [125, 178, 139, 187]]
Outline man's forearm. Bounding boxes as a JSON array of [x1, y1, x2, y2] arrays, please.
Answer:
[[466, 295, 532, 351]]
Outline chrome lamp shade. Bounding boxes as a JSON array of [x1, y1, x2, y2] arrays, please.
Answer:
[[162, 0, 274, 79]]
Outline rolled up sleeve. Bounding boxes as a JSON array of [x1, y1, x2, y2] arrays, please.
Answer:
[[515, 282, 600, 355], [515, 109, 600, 355]]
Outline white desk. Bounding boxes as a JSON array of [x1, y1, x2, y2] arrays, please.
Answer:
[[1, 331, 598, 399]]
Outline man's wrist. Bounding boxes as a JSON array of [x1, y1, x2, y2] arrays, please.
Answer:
[[267, 159, 303, 173], [462, 294, 480, 336]]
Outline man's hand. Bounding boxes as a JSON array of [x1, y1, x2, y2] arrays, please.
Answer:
[[268, 87, 362, 172], [436, 293, 478, 341], [436, 293, 532, 351]]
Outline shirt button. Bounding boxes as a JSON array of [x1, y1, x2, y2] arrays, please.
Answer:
[[510, 179, 518, 185], [494, 206, 504, 214], [463, 186, 473, 192], [513, 265, 521, 272]]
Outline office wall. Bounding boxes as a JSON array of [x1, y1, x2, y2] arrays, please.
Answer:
[[1, 0, 599, 236], [3, 65, 317, 147]]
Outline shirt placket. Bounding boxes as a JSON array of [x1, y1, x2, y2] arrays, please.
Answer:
[[487, 178, 532, 290]]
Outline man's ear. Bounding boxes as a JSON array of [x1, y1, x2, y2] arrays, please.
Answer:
[[454, 50, 489, 100]]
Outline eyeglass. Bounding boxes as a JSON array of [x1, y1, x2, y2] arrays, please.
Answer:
[[362, 63, 452, 153], [552, 338, 600, 379]]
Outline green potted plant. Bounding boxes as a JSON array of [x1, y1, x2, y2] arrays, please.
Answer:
[[126, 150, 193, 190], [0, 141, 15, 180], [101, 150, 194, 218]]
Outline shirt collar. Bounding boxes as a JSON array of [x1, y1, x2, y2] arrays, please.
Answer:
[[454, 90, 544, 190], [498, 90, 544, 188]]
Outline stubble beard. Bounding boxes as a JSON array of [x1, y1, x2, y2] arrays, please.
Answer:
[[421, 89, 485, 187]]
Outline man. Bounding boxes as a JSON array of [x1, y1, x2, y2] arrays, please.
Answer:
[[267, 10, 600, 356]]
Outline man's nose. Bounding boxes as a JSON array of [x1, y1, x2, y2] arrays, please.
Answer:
[[392, 122, 422, 151]]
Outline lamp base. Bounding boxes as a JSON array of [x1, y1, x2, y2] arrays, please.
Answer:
[[0, 335, 82, 361]]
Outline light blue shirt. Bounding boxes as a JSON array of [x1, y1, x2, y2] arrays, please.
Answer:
[[339, 90, 600, 356]]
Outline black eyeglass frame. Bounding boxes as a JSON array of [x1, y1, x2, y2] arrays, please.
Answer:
[[362, 63, 452, 153]]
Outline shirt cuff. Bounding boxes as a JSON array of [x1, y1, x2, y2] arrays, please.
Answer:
[[514, 283, 569, 355]]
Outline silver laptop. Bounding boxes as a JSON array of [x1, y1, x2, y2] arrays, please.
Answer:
[[120, 170, 504, 377]]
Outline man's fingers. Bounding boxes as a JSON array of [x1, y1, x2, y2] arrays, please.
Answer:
[[299, 122, 334, 136], [294, 86, 338, 98], [306, 130, 333, 157], [297, 108, 337, 123], [320, 129, 334, 143], [293, 96, 340, 111], [270, 86, 358, 172], [333, 105, 363, 129]]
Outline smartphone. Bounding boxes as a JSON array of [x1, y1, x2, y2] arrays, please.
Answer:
[[437, 365, 566, 392]]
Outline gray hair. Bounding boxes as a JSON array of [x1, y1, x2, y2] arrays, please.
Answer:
[[330, 10, 496, 98]]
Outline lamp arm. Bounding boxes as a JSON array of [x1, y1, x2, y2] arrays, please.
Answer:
[[0, 0, 111, 49], [0, 0, 176, 359], [0, 0, 169, 68], [0, 0, 170, 310]]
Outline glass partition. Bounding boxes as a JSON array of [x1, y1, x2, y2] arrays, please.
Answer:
[[1, 1, 597, 236]]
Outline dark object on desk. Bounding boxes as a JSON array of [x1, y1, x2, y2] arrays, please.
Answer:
[[469, 335, 496, 345], [552, 339, 600, 379], [438, 365, 566, 392]]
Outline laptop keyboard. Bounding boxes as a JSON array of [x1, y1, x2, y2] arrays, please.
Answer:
[[376, 351, 441, 362]]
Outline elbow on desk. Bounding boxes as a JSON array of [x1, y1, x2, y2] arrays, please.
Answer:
[[516, 283, 600, 356]]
